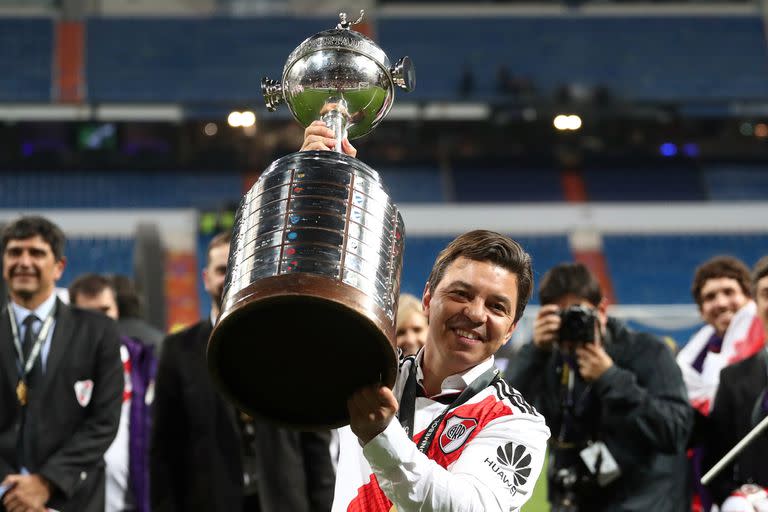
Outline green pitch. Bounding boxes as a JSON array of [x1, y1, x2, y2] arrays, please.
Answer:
[[523, 452, 550, 512]]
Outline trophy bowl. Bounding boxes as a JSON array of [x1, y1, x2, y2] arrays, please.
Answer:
[[207, 12, 414, 429]]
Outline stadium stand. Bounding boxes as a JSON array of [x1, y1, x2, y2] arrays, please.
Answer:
[[378, 166, 446, 203], [0, 170, 242, 208], [703, 164, 768, 200], [582, 164, 707, 201], [86, 17, 335, 102], [452, 164, 565, 202], [379, 16, 768, 102], [604, 233, 768, 304], [0, 18, 52, 102], [76, 15, 768, 103], [61, 237, 135, 287]]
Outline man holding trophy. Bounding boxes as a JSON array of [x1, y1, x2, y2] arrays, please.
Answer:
[[206, 13, 549, 511], [330, 227, 550, 511]]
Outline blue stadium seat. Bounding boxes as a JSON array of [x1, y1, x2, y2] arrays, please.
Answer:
[[0, 19, 52, 101], [2, 16, 765, 103], [452, 165, 564, 202], [60, 237, 135, 288], [582, 164, 705, 201], [0, 171, 242, 208], [379, 16, 768, 102], [87, 17, 335, 102], [604, 234, 768, 304], [378, 166, 444, 203], [703, 165, 768, 200]]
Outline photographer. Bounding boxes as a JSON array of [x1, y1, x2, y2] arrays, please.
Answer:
[[505, 263, 692, 512]]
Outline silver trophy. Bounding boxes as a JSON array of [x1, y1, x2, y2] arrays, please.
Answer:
[[207, 12, 415, 429]]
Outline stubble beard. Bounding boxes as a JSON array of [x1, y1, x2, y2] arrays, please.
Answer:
[[211, 287, 224, 312]]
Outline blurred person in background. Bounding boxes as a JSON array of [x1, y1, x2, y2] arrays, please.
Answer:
[[506, 262, 692, 512], [150, 232, 335, 512], [111, 275, 164, 351], [677, 256, 764, 511], [395, 293, 428, 357], [69, 274, 156, 512], [703, 256, 768, 510], [0, 216, 123, 512]]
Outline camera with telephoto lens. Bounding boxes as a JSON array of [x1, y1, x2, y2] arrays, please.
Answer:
[[559, 305, 597, 344]]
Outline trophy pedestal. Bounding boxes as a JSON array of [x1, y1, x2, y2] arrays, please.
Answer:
[[208, 273, 398, 429]]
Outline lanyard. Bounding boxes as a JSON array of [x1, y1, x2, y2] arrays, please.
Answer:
[[397, 362, 500, 454], [556, 356, 594, 446], [7, 303, 56, 380]]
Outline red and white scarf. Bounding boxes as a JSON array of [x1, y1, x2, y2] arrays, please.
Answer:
[[677, 301, 764, 415]]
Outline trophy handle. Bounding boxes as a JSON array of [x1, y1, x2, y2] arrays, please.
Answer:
[[262, 77, 284, 112], [321, 98, 350, 154], [391, 57, 416, 93]]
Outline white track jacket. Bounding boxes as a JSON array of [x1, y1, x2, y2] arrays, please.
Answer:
[[333, 354, 550, 512]]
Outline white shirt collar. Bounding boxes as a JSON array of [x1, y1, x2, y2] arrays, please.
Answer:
[[11, 291, 58, 325], [414, 348, 496, 397]]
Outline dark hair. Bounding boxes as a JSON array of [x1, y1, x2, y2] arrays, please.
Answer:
[[691, 256, 751, 307], [752, 255, 768, 293], [69, 273, 115, 304], [539, 262, 603, 306], [1, 216, 66, 261], [426, 230, 533, 323], [206, 231, 231, 267], [111, 274, 142, 318]]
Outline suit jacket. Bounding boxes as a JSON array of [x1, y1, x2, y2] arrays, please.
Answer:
[[150, 320, 335, 512], [705, 350, 768, 505], [0, 300, 123, 512]]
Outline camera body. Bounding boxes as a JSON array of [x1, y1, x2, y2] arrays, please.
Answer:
[[548, 459, 600, 512], [558, 305, 597, 344]]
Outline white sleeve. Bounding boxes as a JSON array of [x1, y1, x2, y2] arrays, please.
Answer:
[[362, 414, 549, 512]]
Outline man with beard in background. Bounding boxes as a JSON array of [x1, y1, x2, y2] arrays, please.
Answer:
[[150, 232, 335, 512]]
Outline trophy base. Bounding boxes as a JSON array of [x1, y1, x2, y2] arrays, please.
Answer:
[[207, 273, 398, 430]]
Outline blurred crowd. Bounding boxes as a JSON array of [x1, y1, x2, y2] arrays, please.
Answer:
[[0, 212, 766, 512]]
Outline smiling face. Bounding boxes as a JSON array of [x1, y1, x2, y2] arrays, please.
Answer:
[[2, 235, 65, 307], [422, 256, 519, 379], [699, 277, 749, 337]]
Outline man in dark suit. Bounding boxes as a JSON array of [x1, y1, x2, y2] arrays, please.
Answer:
[[150, 232, 335, 512], [0, 216, 123, 512], [706, 254, 768, 506]]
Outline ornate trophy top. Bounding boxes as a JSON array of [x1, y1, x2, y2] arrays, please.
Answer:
[[336, 10, 366, 29], [262, 11, 415, 141]]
